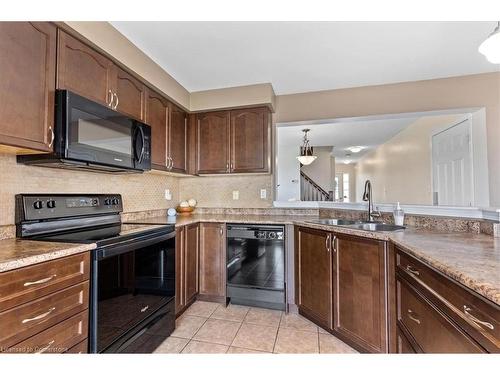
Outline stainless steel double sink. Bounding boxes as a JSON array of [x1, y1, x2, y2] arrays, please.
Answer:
[[306, 218, 405, 232]]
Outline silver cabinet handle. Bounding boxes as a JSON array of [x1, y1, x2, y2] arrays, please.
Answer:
[[24, 274, 57, 287], [48, 126, 55, 148], [113, 92, 119, 110], [169, 156, 173, 170], [226, 163, 229, 172], [325, 234, 331, 252], [36, 340, 55, 354], [220, 228, 223, 236], [407, 309, 421, 325], [463, 305, 494, 330], [140, 305, 149, 313], [167, 157, 170, 170], [406, 265, 420, 276], [230, 162, 234, 171], [107, 89, 113, 107], [332, 235, 337, 252], [22, 307, 55, 324]]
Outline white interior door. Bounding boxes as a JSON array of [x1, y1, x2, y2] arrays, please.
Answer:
[[432, 119, 473, 206]]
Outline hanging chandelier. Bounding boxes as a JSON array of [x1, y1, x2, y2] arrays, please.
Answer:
[[296, 129, 317, 165], [479, 21, 500, 64]]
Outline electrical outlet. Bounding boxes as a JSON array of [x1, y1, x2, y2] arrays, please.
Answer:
[[232, 190, 239, 200], [164, 189, 172, 200], [260, 189, 267, 199]]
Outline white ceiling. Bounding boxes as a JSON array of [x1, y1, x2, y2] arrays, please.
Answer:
[[111, 21, 499, 94], [277, 117, 418, 163]]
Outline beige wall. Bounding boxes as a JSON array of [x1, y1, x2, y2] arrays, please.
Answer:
[[355, 114, 464, 205], [190, 83, 276, 112], [179, 175, 272, 208], [64, 22, 191, 110], [275, 72, 500, 207], [0, 154, 179, 226]]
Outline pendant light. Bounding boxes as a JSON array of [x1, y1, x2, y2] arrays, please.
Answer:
[[296, 129, 317, 165], [479, 21, 500, 64]]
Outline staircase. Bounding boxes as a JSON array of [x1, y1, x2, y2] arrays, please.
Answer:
[[300, 170, 333, 201]]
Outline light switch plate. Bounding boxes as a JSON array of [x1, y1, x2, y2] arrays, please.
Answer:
[[164, 189, 172, 200], [260, 189, 267, 199], [232, 190, 239, 200]]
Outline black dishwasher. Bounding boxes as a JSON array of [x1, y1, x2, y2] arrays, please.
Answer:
[[226, 224, 285, 310]]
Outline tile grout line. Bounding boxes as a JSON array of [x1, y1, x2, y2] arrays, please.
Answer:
[[226, 305, 251, 352], [180, 302, 219, 353], [271, 310, 284, 354]]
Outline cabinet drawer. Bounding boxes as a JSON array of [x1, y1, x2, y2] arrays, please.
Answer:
[[397, 278, 484, 353], [397, 249, 499, 351], [0, 252, 90, 312], [3, 310, 88, 353], [66, 339, 88, 354], [0, 281, 89, 348], [396, 328, 417, 353]]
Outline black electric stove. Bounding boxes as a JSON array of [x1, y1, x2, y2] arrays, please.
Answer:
[[15, 194, 176, 353]]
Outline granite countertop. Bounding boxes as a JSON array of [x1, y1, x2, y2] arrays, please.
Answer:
[[0, 239, 96, 273], [127, 214, 500, 306]]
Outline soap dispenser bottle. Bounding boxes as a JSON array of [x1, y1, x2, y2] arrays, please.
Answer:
[[393, 202, 405, 226]]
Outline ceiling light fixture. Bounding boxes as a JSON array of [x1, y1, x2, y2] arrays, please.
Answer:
[[479, 21, 500, 64], [343, 153, 352, 164], [347, 146, 364, 153], [297, 129, 317, 165]]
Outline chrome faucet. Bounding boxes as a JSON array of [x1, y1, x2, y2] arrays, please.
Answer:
[[362, 180, 381, 222]]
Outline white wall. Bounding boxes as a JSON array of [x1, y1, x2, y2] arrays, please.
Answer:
[[276, 141, 301, 201]]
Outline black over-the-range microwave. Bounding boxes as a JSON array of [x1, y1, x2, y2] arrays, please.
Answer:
[[18, 90, 151, 173]]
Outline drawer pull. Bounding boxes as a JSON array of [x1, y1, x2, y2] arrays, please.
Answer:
[[22, 307, 55, 324], [463, 305, 494, 330], [406, 265, 420, 276], [141, 305, 149, 313], [35, 340, 55, 354], [407, 309, 421, 324], [24, 274, 57, 287]]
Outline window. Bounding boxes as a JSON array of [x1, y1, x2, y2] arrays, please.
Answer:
[[334, 176, 340, 201]]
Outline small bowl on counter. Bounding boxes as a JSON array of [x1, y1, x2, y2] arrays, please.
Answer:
[[176, 206, 195, 216]]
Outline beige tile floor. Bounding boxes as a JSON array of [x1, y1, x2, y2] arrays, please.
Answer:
[[153, 301, 358, 354]]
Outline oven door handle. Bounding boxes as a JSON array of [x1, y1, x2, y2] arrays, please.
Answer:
[[97, 230, 176, 260], [227, 257, 241, 269]]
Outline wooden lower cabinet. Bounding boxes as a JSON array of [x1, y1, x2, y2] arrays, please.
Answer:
[[199, 223, 226, 300], [295, 226, 333, 329], [175, 224, 200, 315], [333, 234, 388, 353], [0, 253, 90, 354], [394, 246, 499, 353]]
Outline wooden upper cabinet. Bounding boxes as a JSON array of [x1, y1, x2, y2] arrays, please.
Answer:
[[57, 30, 114, 107], [113, 66, 146, 121], [0, 22, 56, 152], [333, 234, 387, 353], [230, 108, 270, 173], [168, 103, 188, 173], [199, 223, 225, 298], [196, 111, 230, 174], [295, 227, 333, 330], [145, 89, 168, 167]]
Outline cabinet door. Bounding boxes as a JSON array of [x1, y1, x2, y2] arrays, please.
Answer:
[[230, 108, 270, 173], [196, 111, 230, 174], [184, 223, 199, 304], [57, 30, 114, 107], [113, 66, 146, 121], [168, 103, 188, 173], [333, 234, 387, 353], [199, 223, 225, 298], [0, 22, 56, 152], [145, 89, 168, 167], [295, 227, 333, 330], [175, 227, 185, 315]]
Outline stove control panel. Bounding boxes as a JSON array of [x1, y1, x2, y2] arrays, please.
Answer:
[[16, 194, 123, 222]]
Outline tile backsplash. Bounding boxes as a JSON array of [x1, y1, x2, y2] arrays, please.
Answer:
[[0, 153, 180, 226]]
